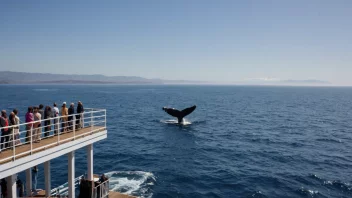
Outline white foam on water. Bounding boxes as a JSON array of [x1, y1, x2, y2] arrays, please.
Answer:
[[161, 119, 192, 125], [308, 190, 319, 195], [33, 88, 58, 92], [105, 171, 155, 198], [300, 187, 319, 197]]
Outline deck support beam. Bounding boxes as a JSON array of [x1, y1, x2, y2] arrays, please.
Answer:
[[87, 143, 93, 181], [6, 174, 16, 198], [68, 151, 75, 198], [26, 168, 32, 196], [44, 160, 51, 197]]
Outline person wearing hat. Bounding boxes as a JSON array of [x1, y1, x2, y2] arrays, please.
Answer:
[[61, 102, 68, 132]]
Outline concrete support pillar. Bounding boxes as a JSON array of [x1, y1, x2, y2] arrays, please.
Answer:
[[26, 169, 32, 196], [68, 151, 75, 198], [44, 161, 51, 197], [6, 174, 16, 198], [87, 144, 94, 181]]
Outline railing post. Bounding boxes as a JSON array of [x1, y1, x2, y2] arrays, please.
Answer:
[[30, 126, 33, 155], [57, 116, 60, 135], [91, 111, 94, 132], [104, 110, 107, 128], [73, 115, 76, 140], [57, 116, 60, 145], [57, 127, 60, 145], [81, 113, 84, 128], [12, 128, 15, 161]]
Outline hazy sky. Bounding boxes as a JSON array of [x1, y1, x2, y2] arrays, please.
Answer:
[[0, 1, 351, 85]]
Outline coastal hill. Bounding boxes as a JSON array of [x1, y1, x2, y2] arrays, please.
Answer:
[[0, 71, 205, 85], [0, 71, 331, 86]]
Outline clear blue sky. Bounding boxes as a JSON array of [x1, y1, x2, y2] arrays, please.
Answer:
[[0, 0, 351, 85]]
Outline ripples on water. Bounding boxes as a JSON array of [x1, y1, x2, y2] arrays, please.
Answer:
[[1, 85, 352, 198]]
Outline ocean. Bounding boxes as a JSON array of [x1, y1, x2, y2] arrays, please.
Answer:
[[1, 85, 352, 198]]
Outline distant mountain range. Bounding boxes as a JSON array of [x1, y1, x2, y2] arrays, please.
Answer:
[[0, 71, 332, 86], [280, 79, 331, 85], [239, 78, 331, 86], [0, 71, 206, 84]]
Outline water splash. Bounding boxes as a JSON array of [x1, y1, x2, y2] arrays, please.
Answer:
[[298, 187, 320, 197], [105, 171, 156, 198], [251, 191, 268, 197], [160, 119, 192, 125]]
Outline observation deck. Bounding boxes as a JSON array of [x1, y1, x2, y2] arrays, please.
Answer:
[[0, 108, 112, 198]]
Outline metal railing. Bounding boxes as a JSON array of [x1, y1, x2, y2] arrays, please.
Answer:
[[49, 175, 110, 198], [93, 179, 109, 198], [50, 175, 84, 197], [0, 108, 106, 164]]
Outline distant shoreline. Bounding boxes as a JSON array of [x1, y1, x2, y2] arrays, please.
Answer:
[[0, 82, 347, 87], [0, 71, 337, 86]]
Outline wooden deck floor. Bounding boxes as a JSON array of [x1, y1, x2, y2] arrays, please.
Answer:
[[0, 126, 106, 165]]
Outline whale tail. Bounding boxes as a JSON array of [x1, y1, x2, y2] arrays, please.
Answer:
[[162, 105, 196, 123]]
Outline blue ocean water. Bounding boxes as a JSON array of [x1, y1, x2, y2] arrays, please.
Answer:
[[1, 85, 352, 198]]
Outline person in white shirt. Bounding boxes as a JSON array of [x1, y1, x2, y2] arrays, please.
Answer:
[[33, 107, 41, 143], [53, 103, 60, 135], [13, 109, 21, 145]]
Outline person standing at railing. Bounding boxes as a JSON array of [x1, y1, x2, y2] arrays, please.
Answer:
[[68, 103, 75, 131], [0, 179, 7, 198], [61, 102, 68, 132], [8, 112, 16, 147], [38, 104, 44, 135], [99, 174, 108, 183], [16, 176, 24, 197], [32, 166, 38, 195], [13, 109, 21, 145], [76, 101, 84, 129], [53, 103, 60, 135], [25, 107, 34, 143], [0, 110, 10, 150], [33, 107, 42, 143], [44, 106, 53, 137]]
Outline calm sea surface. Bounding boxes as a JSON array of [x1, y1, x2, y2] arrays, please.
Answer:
[[1, 85, 352, 198]]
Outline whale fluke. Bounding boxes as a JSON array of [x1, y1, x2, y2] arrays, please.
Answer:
[[162, 105, 196, 123]]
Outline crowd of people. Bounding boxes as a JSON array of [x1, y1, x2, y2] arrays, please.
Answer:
[[0, 101, 84, 152]]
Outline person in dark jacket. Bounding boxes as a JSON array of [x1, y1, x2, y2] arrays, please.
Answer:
[[8, 112, 16, 147], [68, 103, 75, 131], [76, 101, 84, 129], [44, 106, 52, 137], [38, 104, 44, 119], [17, 176, 24, 197], [0, 178, 7, 197], [0, 110, 10, 150]]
